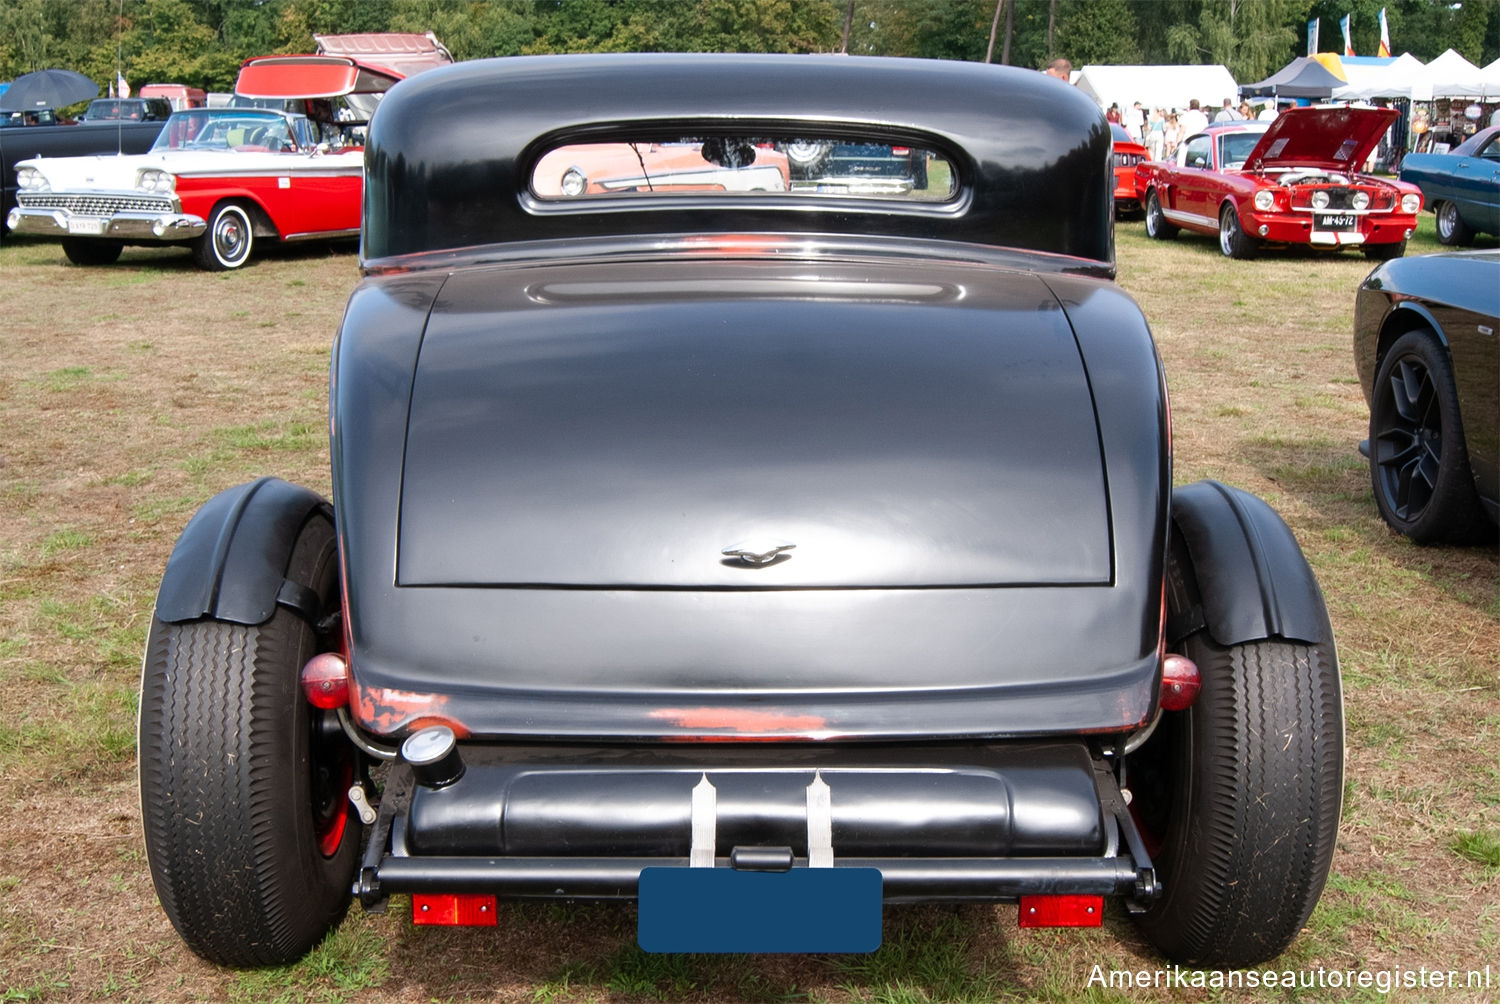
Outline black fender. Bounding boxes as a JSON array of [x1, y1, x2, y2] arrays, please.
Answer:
[[1166, 480, 1328, 648], [154, 477, 332, 627]]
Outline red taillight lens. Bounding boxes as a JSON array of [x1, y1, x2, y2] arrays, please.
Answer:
[[1159, 653, 1201, 711], [891, 146, 911, 156], [412, 893, 498, 926], [1018, 895, 1103, 927], [300, 652, 350, 709]]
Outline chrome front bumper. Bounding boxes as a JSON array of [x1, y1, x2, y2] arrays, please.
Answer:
[[7, 206, 206, 242]]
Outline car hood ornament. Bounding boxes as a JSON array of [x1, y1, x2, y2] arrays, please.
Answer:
[[721, 539, 796, 565]]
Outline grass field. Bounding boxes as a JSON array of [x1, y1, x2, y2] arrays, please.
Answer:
[[0, 213, 1496, 1004]]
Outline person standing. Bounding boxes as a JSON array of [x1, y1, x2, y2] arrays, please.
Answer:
[[1213, 97, 1243, 122], [1164, 112, 1184, 159], [1146, 107, 1166, 161], [1179, 99, 1209, 137], [1043, 58, 1072, 82]]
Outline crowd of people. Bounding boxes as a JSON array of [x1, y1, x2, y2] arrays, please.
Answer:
[[1041, 59, 1281, 162], [1103, 97, 1278, 160]]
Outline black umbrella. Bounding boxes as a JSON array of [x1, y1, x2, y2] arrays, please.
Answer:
[[0, 68, 99, 111]]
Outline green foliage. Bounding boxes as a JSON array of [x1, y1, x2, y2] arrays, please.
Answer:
[[0, 1, 1496, 99]]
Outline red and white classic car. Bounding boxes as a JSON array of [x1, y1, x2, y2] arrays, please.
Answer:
[[7, 107, 362, 269], [6, 45, 449, 271], [1135, 106, 1421, 260]]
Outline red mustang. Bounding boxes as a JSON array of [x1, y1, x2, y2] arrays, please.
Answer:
[[1135, 106, 1421, 260]]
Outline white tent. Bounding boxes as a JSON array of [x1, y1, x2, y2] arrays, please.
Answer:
[[1331, 53, 1427, 101], [1481, 57, 1500, 96], [1071, 64, 1239, 115], [1419, 48, 1488, 99]]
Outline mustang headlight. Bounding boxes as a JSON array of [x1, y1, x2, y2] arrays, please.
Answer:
[[1401, 193, 1420, 214], [559, 168, 588, 198], [1351, 191, 1370, 211], [136, 168, 176, 194], [1253, 190, 1275, 212], [17, 166, 50, 192], [1311, 190, 1330, 210]]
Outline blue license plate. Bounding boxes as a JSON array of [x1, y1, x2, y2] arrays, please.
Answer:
[[637, 867, 882, 953]]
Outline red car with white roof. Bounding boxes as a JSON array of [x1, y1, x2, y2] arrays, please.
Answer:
[[1135, 106, 1421, 260], [7, 107, 362, 269]]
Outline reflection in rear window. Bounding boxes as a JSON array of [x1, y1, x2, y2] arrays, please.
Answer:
[[531, 137, 957, 202]]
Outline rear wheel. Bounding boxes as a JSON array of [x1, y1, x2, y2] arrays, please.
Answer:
[[1368, 328, 1489, 543], [1144, 189, 1177, 239], [1130, 628, 1342, 967], [1128, 534, 1342, 967], [1435, 200, 1475, 246], [192, 202, 257, 271], [62, 238, 123, 265], [138, 509, 360, 966], [1217, 203, 1258, 259]]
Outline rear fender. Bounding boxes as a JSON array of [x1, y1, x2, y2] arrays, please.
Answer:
[[154, 476, 332, 626], [1166, 480, 1327, 648]]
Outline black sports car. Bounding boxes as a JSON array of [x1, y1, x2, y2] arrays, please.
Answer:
[[138, 54, 1343, 969], [1355, 249, 1500, 542]]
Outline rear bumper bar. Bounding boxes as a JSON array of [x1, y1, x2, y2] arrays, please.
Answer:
[[363, 853, 1145, 902], [355, 740, 1159, 912]]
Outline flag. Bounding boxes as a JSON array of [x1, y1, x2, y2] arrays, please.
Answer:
[[1341, 14, 1355, 57], [1307, 18, 1319, 56], [1378, 8, 1391, 57], [117, 72, 130, 99]]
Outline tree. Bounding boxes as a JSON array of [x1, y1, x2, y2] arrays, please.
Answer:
[[1054, 0, 1142, 65]]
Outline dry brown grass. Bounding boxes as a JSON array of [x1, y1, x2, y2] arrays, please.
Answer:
[[0, 221, 1495, 1003]]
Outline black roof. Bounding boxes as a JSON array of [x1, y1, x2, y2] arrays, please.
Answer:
[[362, 53, 1114, 266]]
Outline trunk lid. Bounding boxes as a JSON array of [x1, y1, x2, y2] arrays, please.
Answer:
[[396, 258, 1111, 589]]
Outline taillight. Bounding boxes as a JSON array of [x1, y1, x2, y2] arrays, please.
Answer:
[[300, 652, 350, 709], [1159, 653, 1201, 711]]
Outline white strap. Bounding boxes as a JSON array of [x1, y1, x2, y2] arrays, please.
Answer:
[[806, 771, 834, 868], [690, 773, 717, 868]]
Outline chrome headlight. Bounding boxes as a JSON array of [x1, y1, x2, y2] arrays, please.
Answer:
[[559, 168, 588, 198], [136, 168, 176, 194], [1311, 190, 1330, 210], [1351, 191, 1370, 211], [1253, 190, 1275, 212], [1401, 193, 1420, 214], [16, 166, 50, 192]]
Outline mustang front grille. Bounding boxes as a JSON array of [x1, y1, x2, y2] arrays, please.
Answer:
[[18, 193, 175, 215]]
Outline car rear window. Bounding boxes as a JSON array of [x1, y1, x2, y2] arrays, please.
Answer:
[[530, 135, 958, 202]]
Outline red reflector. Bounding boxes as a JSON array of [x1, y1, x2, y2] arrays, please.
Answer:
[[1159, 653, 1201, 711], [1018, 895, 1104, 928], [412, 893, 498, 927], [891, 146, 911, 156], [299, 652, 349, 710]]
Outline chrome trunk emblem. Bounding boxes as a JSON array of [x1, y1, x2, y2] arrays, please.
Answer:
[[721, 539, 796, 565]]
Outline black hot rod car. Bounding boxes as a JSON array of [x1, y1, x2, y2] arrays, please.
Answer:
[[139, 54, 1343, 968]]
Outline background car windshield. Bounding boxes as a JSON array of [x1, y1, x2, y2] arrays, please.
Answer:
[[1219, 131, 1264, 169], [153, 111, 294, 152], [531, 135, 956, 202]]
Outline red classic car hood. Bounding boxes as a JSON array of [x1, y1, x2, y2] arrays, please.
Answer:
[[1245, 105, 1398, 173]]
